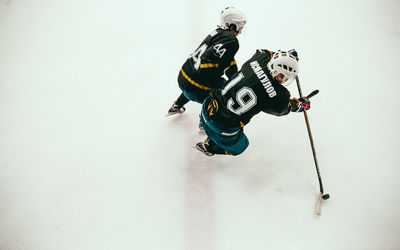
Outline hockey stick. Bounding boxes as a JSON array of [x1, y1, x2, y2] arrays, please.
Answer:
[[295, 75, 330, 216]]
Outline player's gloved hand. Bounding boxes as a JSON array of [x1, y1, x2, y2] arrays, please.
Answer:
[[289, 97, 310, 112], [288, 49, 299, 61]]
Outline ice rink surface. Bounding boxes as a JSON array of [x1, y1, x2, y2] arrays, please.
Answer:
[[1, 0, 399, 249]]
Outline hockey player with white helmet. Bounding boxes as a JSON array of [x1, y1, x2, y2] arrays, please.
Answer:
[[219, 6, 247, 35], [267, 50, 299, 85], [196, 49, 311, 156], [167, 7, 247, 116]]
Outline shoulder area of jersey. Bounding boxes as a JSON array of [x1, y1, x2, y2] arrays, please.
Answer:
[[208, 29, 239, 45], [212, 27, 237, 38], [257, 49, 274, 56]]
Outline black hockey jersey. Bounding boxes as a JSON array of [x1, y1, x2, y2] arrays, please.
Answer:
[[178, 28, 239, 95], [207, 49, 291, 127]]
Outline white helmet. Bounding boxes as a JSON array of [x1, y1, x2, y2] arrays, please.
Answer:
[[267, 50, 299, 85], [219, 7, 247, 34]]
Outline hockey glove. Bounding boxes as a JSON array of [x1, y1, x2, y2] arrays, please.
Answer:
[[289, 97, 310, 112], [288, 49, 299, 61]]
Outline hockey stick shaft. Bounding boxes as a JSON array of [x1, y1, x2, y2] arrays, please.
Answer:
[[295, 76, 324, 194]]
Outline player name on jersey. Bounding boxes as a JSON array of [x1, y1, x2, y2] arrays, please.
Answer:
[[250, 61, 277, 98]]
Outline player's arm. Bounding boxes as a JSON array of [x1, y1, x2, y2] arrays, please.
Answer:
[[209, 39, 239, 86], [214, 38, 239, 75], [223, 60, 238, 79]]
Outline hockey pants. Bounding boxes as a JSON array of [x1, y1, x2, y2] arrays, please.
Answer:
[[200, 99, 249, 155]]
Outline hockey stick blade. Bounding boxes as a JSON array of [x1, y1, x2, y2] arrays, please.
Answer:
[[306, 89, 319, 99], [315, 193, 323, 216]]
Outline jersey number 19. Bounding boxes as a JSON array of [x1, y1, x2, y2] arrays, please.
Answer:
[[221, 73, 257, 115]]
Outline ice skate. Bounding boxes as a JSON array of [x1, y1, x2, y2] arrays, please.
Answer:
[[166, 102, 186, 116], [195, 138, 214, 156]]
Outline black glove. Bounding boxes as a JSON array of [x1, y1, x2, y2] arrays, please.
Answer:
[[289, 97, 310, 112], [288, 49, 299, 61]]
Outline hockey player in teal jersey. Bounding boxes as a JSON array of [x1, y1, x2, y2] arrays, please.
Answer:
[[167, 7, 247, 116], [196, 49, 311, 156]]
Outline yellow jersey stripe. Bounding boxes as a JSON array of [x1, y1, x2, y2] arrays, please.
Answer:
[[200, 63, 219, 68], [180, 69, 212, 90]]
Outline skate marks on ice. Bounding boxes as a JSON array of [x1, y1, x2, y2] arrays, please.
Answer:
[[1, 0, 11, 6], [164, 113, 216, 249], [165, 107, 297, 249]]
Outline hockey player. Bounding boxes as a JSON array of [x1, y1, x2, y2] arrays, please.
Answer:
[[196, 49, 311, 156], [167, 7, 247, 116]]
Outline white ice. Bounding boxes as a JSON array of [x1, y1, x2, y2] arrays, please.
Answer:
[[1, 0, 399, 249]]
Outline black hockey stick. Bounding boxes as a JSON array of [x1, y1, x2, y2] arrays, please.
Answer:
[[305, 89, 319, 99], [295, 75, 330, 215]]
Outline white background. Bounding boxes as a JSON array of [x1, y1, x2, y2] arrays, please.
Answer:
[[1, 0, 399, 249]]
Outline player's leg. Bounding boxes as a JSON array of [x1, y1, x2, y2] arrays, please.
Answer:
[[196, 103, 249, 156], [167, 93, 188, 116]]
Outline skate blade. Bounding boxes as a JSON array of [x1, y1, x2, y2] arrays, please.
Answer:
[[165, 112, 183, 117]]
